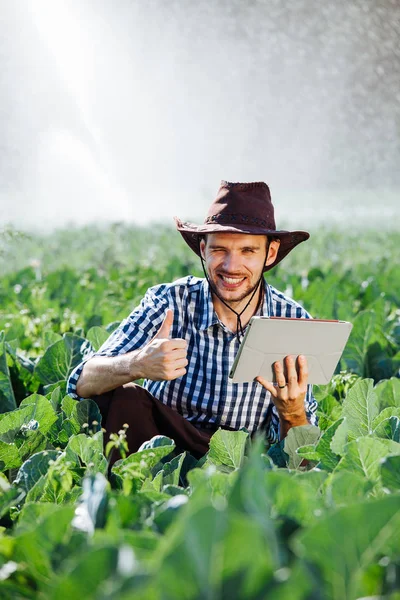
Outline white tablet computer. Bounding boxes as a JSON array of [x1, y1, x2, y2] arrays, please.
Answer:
[[229, 317, 353, 385]]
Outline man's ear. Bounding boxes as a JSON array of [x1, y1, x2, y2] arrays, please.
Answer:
[[265, 239, 280, 267], [199, 238, 206, 259]]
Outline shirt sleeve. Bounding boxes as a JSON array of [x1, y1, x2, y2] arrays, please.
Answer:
[[66, 284, 172, 399]]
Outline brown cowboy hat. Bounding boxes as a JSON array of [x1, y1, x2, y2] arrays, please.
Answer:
[[174, 180, 309, 272]]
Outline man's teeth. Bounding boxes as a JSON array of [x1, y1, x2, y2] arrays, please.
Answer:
[[221, 276, 244, 284]]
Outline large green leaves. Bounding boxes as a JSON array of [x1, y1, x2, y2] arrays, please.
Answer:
[[86, 326, 109, 351], [0, 395, 57, 471], [49, 546, 119, 600], [14, 450, 61, 492], [375, 377, 400, 411], [0, 440, 21, 470], [207, 429, 249, 472], [34, 333, 91, 385], [341, 378, 379, 439], [293, 495, 400, 600], [283, 424, 321, 469], [65, 432, 107, 475], [335, 436, 400, 485], [12, 505, 77, 582], [112, 436, 176, 491], [342, 310, 377, 377]]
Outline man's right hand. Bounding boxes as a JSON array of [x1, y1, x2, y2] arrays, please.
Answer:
[[76, 309, 188, 398], [132, 309, 188, 381]]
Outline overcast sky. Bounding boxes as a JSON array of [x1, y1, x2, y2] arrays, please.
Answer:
[[0, 0, 399, 231]]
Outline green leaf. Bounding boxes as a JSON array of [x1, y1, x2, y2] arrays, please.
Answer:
[[0, 334, 17, 414], [61, 395, 78, 418], [153, 494, 189, 533], [112, 437, 175, 480], [43, 381, 67, 396], [220, 513, 276, 598], [330, 417, 350, 456], [341, 378, 379, 439], [229, 438, 281, 564], [187, 466, 235, 500], [0, 396, 56, 446], [315, 394, 343, 429], [34, 333, 91, 385], [15, 502, 61, 534], [75, 399, 102, 432], [323, 471, 373, 509], [264, 470, 325, 526], [335, 437, 400, 485], [43, 330, 62, 347], [65, 433, 107, 475], [283, 424, 321, 469], [374, 416, 400, 442], [372, 406, 400, 430], [18, 394, 58, 435], [0, 483, 25, 519], [293, 495, 400, 600], [342, 310, 377, 377], [49, 546, 119, 599], [58, 418, 80, 442], [48, 387, 64, 412], [314, 418, 344, 470], [13, 505, 76, 581], [138, 435, 175, 450], [14, 450, 61, 492], [0, 405, 36, 444], [161, 452, 186, 487], [296, 444, 320, 461], [267, 439, 289, 467], [207, 429, 249, 472], [86, 326, 109, 351], [17, 430, 48, 463], [0, 440, 21, 470], [155, 503, 229, 598], [72, 473, 109, 534], [375, 377, 400, 411], [380, 455, 400, 492]]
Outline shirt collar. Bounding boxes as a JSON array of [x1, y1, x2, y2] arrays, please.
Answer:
[[196, 277, 272, 331]]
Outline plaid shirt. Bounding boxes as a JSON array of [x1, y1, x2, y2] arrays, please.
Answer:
[[67, 276, 317, 443]]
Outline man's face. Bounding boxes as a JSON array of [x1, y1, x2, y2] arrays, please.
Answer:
[[200, 232, 280, 306]]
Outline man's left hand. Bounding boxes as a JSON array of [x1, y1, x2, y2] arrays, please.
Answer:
[[256, 354, 309, 438]]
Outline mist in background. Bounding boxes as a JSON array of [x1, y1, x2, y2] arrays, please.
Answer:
[[0, 0, 399, 231]]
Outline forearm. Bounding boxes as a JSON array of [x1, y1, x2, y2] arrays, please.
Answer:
[[76, 352, 143, 398]]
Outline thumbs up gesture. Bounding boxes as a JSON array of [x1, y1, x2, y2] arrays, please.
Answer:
[[134, 309, 188, 381]]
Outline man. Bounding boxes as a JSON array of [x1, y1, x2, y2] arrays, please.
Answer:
[[67, 181, 317, 460]]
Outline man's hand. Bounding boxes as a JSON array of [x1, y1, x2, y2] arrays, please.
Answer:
[[133, 309, 188, 381], [256, 355, 309, 438]]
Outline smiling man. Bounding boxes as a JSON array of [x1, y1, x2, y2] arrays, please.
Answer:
[[67, 181, 317, 461]]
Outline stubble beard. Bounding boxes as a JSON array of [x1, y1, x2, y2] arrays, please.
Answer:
[[208, 272, 264, 310]]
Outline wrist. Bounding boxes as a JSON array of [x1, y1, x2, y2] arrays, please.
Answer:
[[279, 409, 308, 427], [128, 350, 145, 380]]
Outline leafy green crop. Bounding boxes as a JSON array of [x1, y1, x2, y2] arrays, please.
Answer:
[[0, 225, 399, 599]]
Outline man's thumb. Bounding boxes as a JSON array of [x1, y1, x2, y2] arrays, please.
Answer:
[[153, 309, 173, 340]]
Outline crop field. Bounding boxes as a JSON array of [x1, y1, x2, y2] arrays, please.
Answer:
[[0, 224, 399, 599]]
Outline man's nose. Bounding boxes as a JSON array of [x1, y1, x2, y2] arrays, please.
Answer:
[[223, 252, 241, 272]]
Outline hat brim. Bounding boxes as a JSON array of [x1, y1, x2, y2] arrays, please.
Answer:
[[174, 217, 309, 272]]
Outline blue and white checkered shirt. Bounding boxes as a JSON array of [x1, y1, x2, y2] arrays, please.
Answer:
[[67, 276, 317, 443]]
